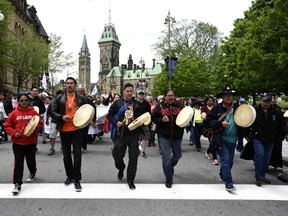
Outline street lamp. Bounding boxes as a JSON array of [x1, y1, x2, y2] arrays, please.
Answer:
[[0, 10, 4, 21], [164, 10, 176, 89]]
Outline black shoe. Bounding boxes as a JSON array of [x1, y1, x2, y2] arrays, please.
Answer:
[[141, 152, 147, 159], [278, 174, 288, 183], [196, 148, 201, 152], [12, 183, 21, 195], [225, 185, 236, 192], [42, 141, 46, 144], [26, 173, 36, 182], [74, 181, 82, 192], [261, 177, 271, 184], [165, 181, 172, 188], [255, 179, 262, 187], [64, 178, 73, 186], [127, 181, 136, 190], [118, 169, 124, 180]]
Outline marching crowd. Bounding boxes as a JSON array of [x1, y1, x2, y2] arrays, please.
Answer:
[[1, 79, 288, 195]]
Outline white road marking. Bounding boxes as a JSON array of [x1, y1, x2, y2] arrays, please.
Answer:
[[0, 183, 287, 200]]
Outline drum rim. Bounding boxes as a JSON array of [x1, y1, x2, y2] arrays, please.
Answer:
[[176, 106, 193, 128], [24, 115, 40, 136], [128, 112, 150, 130], [234, 104, 256, 127], [73, 104, 95, 129]]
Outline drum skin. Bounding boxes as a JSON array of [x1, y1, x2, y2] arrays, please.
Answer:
[[176, 106, 194, 128], [73, 104, 95, 129], [128, 112, 150, 131], [234, 104, 256, 127], [24, 115, 40, 137]]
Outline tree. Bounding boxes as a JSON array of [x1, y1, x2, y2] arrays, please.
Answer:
[[48, 34, 75, 95], [0, 1, 12, 77], [7, 31, 49, 94], [152, 19, 222, 96], [216, 0, 288, 96]]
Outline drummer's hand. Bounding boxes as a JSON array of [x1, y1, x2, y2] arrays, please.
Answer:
[[162, 115, 169, 122], [63, 115, 70, 122], [117, 121, 123, 128], [14, 132, 21, 138], [222, 120, 230, 128]]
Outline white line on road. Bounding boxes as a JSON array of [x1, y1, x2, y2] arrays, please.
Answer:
[[0, 183, 288, 200]]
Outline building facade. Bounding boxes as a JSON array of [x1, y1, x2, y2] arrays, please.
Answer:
[[78, 34, 91, 94], [0, 0, 49, 94]]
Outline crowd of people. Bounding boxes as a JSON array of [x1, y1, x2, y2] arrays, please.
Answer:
[[1, 81, 288, 195]]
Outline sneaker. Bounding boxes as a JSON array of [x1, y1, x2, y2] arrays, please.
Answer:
[[206, 153, 212, 160], [255, 179, 262, 187], [213, 159, 219, 165], [118, 168, 124, 181], [225, 185, 236, 192], [64, 178, 73, 186], [141, 152, 147, 159], [82, 148, 87, 153], [48, 148, 55, 156], [277, 174, 288, 183], [26, 174, 36, 182], [261, 177, 271, 184], [74, 181, 82, 192], [165, 181, 172, 188], [127, 181, 136, 190], [12, 183, 21, 195]]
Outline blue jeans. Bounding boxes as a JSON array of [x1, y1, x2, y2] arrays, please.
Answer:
[[219, 139, 236, 187], [253, 139, 273, 180], [158, 136, 182, 182], [189, 127, 195, 144]]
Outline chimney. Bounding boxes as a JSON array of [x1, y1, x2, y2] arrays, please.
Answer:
[[152, 59, 156, 69]]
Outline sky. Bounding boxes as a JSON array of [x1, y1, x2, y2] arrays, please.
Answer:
[[27, 0, 253, 83]]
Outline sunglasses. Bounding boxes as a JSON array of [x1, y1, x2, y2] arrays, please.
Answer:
[[19, 99, 29, 102]]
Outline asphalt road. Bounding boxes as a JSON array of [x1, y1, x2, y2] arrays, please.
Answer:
[[0, 132, 288, 216]]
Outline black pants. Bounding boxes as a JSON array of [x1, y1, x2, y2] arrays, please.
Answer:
[[270, 139, 283, 168], [12, 143, 37, 185], [80, 126, 89, 150], [60, 130, 82, 181], [112, 134, 139, 182]]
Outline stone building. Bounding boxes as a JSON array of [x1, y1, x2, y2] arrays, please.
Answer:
[[96, 22, 161, 96], [0, 0, 48, 94], [78, 34, 91, 94]]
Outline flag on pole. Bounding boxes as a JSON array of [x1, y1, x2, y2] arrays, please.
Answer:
[[41, 71, 47, 90], [91, 84, 97, 95]]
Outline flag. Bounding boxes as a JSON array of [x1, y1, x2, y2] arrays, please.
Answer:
[[91, 85, 97, 95], [41, 71, 47, 90]]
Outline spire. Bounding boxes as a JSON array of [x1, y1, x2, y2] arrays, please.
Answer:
[[98, 1, 121, 44], [79, 34, 90, 57]]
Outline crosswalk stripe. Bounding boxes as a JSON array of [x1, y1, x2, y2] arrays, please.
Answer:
[[1, 183, 288, 200]]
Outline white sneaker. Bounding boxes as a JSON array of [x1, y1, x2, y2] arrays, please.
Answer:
[[26, 174, 36, 182], [12, 183, 21, 194]]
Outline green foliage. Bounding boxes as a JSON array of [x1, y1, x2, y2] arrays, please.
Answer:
[[7, 31, 49, 94], [0, 1, 13, 76], [152, 19, 222, 97], [216, 0, 288, 95]]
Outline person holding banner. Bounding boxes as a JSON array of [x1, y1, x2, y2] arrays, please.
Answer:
[[5, 93, 43, 195], [49, 77, 90, 192], [107, 83, 142, 190]]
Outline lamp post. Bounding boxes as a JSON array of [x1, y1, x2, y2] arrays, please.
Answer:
[[0, 10, 4, 21], [164, 11, 176, 89]]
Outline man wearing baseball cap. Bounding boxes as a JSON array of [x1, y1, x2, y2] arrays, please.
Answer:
[[245, 93, 288, 186]]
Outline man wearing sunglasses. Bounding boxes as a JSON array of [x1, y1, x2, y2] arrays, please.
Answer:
[[49, 77, 90, 192]]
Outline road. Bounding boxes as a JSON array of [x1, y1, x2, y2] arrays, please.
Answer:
[[0, 132, 288, 216]]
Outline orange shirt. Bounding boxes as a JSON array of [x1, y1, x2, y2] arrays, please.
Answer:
[[61, 94, 78, 132]]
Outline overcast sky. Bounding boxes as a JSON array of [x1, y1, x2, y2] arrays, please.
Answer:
[[27, 0, 253, 83]]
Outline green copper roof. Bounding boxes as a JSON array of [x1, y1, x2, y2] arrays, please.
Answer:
[[98, 24, 121, 44], [81, 34, 89, 51], [106, 64, 162, 80]]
